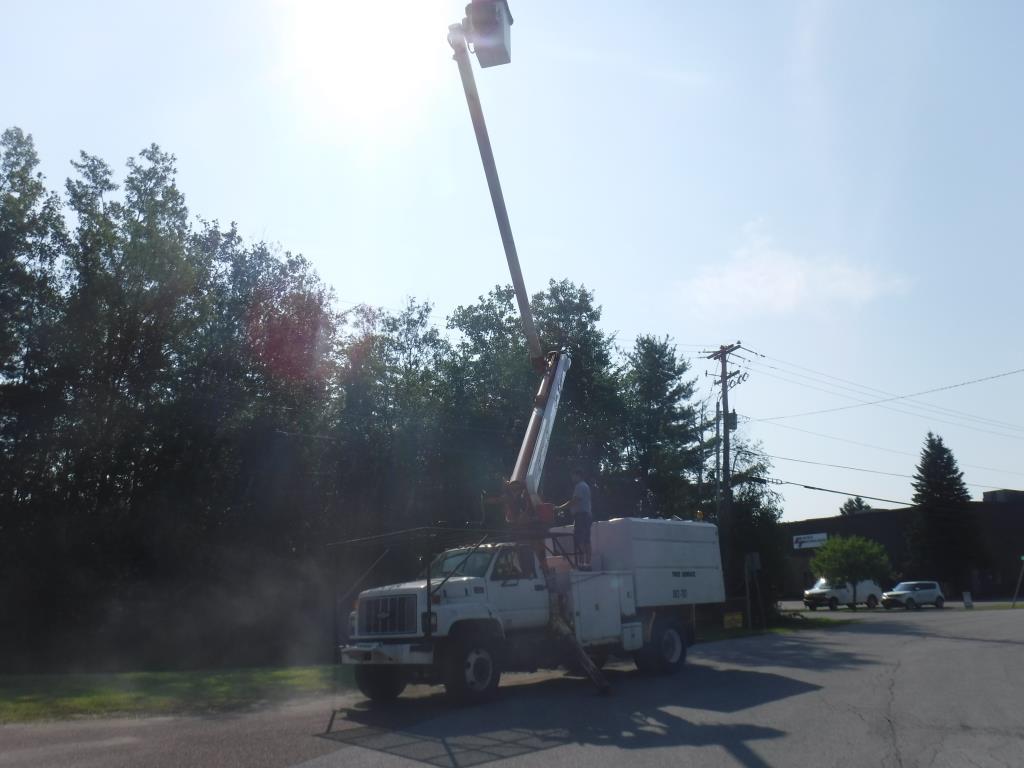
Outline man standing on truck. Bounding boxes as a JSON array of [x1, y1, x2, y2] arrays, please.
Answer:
[[558, 468, 592, 569]]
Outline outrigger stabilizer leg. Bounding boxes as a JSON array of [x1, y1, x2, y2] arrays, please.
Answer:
[[549, 614, 610, 694]]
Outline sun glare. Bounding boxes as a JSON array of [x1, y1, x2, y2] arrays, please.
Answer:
[[278, 0, 453, 139]]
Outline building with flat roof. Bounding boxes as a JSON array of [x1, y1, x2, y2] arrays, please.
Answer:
[[780, 491, 1024, 599]]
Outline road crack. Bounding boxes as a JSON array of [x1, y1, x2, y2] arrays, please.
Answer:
[[884, 658, 904, 768]]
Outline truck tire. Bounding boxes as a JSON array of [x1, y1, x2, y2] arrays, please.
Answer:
[[444, 630, 501, 704], [866, 595, 878, 609], [634, 617, 686, 675], [354, 666, 406, 702]]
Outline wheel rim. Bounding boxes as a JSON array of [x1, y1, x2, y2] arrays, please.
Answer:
[[463, 648, 493, 691], [660, 628, 683, 664]]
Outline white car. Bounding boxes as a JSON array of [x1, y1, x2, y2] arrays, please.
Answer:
[[803, 578, 882, 610], [881, 581, 945, 610]]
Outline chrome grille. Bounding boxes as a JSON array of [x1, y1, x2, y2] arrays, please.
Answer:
[[358, 594, 418, 635]]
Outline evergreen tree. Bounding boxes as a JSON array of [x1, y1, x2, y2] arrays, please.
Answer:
[[907, 432, 981, 591], [911, 432, 970, 508], [618, 335, 699, 518], [839, 496, 872, 515]]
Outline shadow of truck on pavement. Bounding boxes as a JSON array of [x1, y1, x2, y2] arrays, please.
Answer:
[[318, 662, 819, 768]]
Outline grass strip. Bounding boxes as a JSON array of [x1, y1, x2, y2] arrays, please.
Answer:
[[695, 613, 853, 644], [0, 664, 354, 723]]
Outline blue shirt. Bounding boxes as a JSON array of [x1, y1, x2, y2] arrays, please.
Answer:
[[572, 480, 592, 522]]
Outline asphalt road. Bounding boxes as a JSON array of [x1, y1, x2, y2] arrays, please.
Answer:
[[3, 608, 1022, 768]]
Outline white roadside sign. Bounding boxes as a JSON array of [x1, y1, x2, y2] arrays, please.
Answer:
[[793, 533, 828, 550]]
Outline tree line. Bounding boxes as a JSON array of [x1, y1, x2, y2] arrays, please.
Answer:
[[1, 128, 785, 670]]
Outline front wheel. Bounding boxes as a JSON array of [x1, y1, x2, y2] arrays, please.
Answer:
[[828, 597, 839, 611], [355, 666, 406, 702], [905, 598, 916, 611], [935, 597, 944, 609], [444, 631, 501, 704], [635, 617, 686, 675], [807, 604, 817, 611], [866, 595, 879, 610]]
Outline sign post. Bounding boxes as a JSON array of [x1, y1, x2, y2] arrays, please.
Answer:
[[1012, 555, 1024, 609]]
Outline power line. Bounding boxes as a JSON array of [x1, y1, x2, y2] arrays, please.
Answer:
[[766, 477, 911, 507], [757, 366, 1024, 422], [735, 353, 1024, 433], [735, 448, 1005, 490], [742, 417, 1024, 478], [745, 366, 1024, 441], [743, 366, 1024, 440]]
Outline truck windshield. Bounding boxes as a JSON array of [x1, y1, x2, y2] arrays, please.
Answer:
[[429, 549, 495, 579]]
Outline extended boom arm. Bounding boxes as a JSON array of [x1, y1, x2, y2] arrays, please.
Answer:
[[449, 12, 570, 520]]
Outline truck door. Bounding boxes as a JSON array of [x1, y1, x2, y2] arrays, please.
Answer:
[[489, 546, 549, 629]]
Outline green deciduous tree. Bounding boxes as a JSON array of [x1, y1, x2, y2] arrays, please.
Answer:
[[722, 442, 786, 620], [811, 535, 892, 607], [0, 128, 748, 670]]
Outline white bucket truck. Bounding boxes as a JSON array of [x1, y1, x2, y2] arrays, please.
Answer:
[[340, 517, 724, 703]]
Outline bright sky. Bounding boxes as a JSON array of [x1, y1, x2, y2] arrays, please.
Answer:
[[4, 1, 1023, 521]]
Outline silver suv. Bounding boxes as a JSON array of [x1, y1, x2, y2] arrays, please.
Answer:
[[881, 581, 945, 610]]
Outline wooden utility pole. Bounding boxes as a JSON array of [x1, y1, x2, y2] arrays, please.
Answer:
[[707, 342, 742, 597], [714, 400, 721, 519], [707, 342, 742, 523], [697, 405, 705, 514]]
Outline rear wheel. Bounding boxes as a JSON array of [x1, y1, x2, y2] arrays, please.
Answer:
[[355, 666, 406, 702], [828, 597, 839, 611], [866, 595, 879, 610], [444, 630, 501, 704], [935, 596, 945, 609], [635, 617, 686, 675]]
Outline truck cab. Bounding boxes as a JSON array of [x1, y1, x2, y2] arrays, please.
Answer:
[[342, 543, 554, 701]]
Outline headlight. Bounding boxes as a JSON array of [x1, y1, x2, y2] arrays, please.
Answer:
[[421, 611, 438, 634]]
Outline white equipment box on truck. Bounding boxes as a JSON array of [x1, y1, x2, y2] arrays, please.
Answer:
[[591, 518, 725, 606]]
